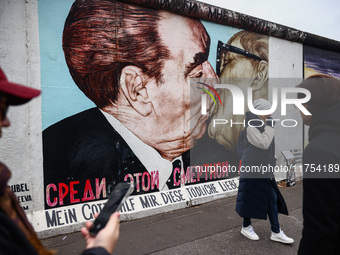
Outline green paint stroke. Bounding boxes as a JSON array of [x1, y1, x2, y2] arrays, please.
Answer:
[[196, 87, 217, 106]]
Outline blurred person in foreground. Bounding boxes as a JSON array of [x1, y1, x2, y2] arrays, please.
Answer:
[[297, 74, 340, 255], [0, 67, 119, 255]]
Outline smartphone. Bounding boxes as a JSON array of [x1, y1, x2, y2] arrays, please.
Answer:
[[89, 181, 134, 236]]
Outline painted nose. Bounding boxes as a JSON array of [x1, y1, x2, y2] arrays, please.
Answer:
[[202, 61, 220, 90]]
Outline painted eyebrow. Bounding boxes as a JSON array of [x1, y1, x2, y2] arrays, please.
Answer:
[[184, 52, 209, 77]]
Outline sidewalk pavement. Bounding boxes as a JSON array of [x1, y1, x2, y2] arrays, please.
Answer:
[[42, 181, 303, 255]]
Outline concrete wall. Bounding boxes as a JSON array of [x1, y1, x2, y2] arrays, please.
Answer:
[[0, 0, 43, 220], [1, 0, 340, 238]]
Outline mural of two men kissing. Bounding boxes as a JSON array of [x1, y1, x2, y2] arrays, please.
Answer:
[[42, 0, 268, 210]]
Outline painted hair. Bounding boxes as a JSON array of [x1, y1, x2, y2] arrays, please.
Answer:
[[63, 0, 170, 108], [229, 31, 269, 63]]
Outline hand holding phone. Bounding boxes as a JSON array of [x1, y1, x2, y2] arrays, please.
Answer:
[[81, 212, 120, 254], [89, 181, 134, 236]]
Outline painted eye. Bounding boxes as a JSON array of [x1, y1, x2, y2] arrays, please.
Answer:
[[195, 71, 203, 78], [222, 58, 229, 67], [189, 65, 203, 78]]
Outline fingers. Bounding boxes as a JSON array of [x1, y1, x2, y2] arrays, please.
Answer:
[[84, 212, 99, 230], [106, 212, 120, 229], [112, 211, 120, 219], [84, 212, 119, 234], [85, 220, 93, 230], [81, 227, 89, 238], [105, 212, 120, 238], [82, 212, 121, 254]]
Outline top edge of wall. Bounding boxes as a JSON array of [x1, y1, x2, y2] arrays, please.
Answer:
[[119, 0, 340, 53]]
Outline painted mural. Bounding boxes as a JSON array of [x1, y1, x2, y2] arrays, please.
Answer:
[[304, 45, 340, 79], [208, 31, 269, 152], [302, 45, 340, 147], [38, 0, 304, 231]]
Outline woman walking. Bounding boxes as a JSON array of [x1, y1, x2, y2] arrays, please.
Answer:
[[236, 98, 294, 244]]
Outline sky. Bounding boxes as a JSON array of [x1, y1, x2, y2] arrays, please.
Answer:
[[199, 0, 340, 42]]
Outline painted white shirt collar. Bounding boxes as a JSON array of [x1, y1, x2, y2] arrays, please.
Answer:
[[100, 109, 182, 191]]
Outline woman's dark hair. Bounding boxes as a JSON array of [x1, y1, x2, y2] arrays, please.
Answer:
[[297, 74, 340, 117]]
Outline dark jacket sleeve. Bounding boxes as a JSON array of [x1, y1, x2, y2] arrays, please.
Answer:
[[80, 247, 110, 255], [298, 147, 340, 255], [0, 210, 39, 255]]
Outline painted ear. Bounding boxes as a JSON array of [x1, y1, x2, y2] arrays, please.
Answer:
[[120, 66, 152, 116], [252, 60, 268, 91]]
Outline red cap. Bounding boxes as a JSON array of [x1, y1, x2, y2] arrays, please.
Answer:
[[0, 68, 41, 105]]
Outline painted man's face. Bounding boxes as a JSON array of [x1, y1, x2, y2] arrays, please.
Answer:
[[208, 36, 262, 150], [145, 13, 218, 156], [219, 38, 258, 80], [217, 37, 259, 122]]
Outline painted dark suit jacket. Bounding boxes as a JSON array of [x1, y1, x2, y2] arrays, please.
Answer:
[[43, 107, 237, 209]]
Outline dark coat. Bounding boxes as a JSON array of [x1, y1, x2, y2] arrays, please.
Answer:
[[0, 209, 38, 255], [235, 112, 288, 220], [0, 161, 109, 255], [80, 248, 110, 255], [0, 208, 110, 255], [298, 103, 340, 255]]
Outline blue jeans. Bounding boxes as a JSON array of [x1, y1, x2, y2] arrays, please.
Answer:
[[243, 184, 280, 233]]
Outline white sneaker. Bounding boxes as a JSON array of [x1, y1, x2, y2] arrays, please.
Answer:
[[241, 225, 259, 240], [270, 229, 294, 244]]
